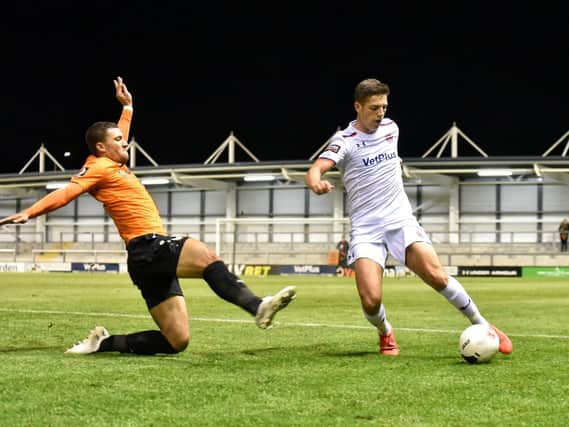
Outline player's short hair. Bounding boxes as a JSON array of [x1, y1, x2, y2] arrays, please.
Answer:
[[354, 79, 390, 104], [85, 121, 119, 154]]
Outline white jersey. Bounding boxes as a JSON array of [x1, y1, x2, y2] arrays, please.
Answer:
[[319, 118, 417, 244]]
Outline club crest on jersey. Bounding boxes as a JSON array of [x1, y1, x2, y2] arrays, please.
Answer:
[[326, 144, 341, 154]]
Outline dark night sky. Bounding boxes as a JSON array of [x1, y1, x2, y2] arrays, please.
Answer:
[[1, 3, 567, 174]]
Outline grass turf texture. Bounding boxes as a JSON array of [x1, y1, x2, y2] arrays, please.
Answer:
[[0, 273, 568, 426]]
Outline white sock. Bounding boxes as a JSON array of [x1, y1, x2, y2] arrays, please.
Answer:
[[363, 304, 392, 335], [439, 276, 487, 325]]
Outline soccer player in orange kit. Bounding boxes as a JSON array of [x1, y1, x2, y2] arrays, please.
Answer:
[[0, 77, 296, 355]]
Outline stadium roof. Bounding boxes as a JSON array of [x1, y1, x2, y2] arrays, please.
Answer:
[[2, 124, 568, 197], [1, 155, 569, 198]]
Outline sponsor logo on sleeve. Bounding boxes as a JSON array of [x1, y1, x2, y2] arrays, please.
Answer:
[[75, 167, 89, 177], [326, 144, 341, 153]]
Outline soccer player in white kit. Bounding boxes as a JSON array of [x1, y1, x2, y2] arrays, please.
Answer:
[[305, 78, 513, 356]]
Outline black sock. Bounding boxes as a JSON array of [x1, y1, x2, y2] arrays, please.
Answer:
[[99, 331, 177, 355], [202, 260, 262, 315]]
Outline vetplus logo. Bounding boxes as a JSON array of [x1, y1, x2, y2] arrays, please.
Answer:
[[361, 151, 396, 166]]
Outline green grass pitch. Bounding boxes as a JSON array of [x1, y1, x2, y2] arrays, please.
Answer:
[[0, 273, 568, 426]]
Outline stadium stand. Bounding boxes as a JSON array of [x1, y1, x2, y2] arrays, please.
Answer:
[[2, 143, 569, 268]]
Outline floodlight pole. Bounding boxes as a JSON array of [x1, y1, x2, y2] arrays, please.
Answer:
[[204, 131, 260, 164], [422, 122, 488, 158], [541, 129, 569, 157], [19, 143, 66, 174], [128, 137, 159, 168]]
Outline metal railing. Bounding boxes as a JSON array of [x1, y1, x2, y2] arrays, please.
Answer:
[[0, 248, 16, 262], [1, 219, 567, 267], [30, 249, 127, 263]]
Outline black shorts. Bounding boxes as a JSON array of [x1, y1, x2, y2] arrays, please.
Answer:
[[126, 233, 188, 309]]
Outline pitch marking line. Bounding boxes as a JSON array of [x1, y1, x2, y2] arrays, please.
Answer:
[[1, 308, 568, 340]]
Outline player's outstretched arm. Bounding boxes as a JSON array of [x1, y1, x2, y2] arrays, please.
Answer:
[[114, 76, 134, 142], [0, 183, 83, 227], [0, 212, 30, 226], [114, 76, 132, 107], [305, 158, 336, 195]]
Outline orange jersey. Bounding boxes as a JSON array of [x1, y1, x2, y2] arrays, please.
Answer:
[[22, 107, 165, 244], [71, 156, 165, 244], [71, 107, 165, 244]]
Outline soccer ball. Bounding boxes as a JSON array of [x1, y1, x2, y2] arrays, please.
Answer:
[[459, 324, 499, 364]]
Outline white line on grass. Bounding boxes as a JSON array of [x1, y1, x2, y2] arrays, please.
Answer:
[[1, 307, 568, 340]]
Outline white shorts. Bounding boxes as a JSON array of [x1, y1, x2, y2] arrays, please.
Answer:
[[347, 223, 431, 268]]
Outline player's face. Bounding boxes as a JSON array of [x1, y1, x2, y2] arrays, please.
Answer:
[[354, 95, 388, 133], [99, 128, 129, 164]]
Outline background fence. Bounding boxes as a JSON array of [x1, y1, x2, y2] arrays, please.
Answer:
[[1, 218, 566, 267]]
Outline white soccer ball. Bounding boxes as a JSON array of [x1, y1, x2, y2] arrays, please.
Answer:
[[459, 324, 499, 364]]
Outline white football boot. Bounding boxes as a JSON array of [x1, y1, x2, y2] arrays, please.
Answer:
[[255, 286, 297, 329], [65, 326, 110, 354]]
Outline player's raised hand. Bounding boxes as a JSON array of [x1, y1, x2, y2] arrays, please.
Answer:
[[0, 212, 30, 226], [114, 76, 133, 107]]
